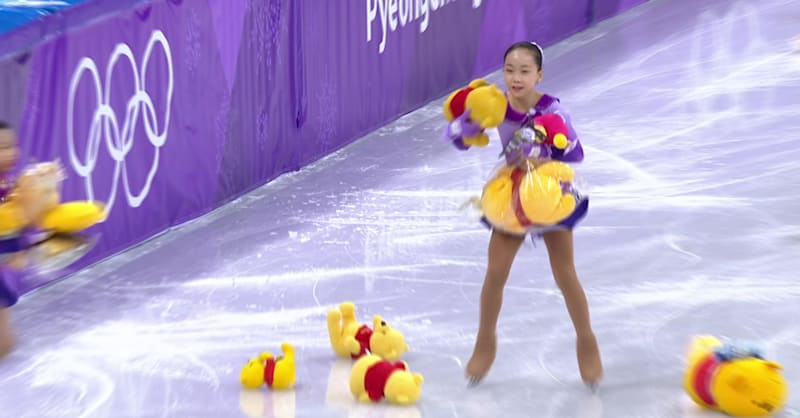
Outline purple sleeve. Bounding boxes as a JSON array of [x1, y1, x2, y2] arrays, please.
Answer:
[[443, 111, 483, 151], [0, 265, 21, 308], [547, 101, 584, 163], [499, 100, 586, 165]]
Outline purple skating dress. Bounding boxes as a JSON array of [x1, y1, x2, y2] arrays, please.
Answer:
[[447, 94, 589, 237]]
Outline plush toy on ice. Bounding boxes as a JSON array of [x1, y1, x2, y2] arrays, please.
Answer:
[[240, 342, 296, 390], [479, 160, 578, 235], [684, 335, 788, 417], [442, 79, 508, 148], [327, 302, 409, 360], [349, 354, 424, 405]]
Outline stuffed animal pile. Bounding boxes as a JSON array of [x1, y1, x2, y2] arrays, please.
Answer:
[[240, 301, 423, 407], [236, 79, 791, 417]]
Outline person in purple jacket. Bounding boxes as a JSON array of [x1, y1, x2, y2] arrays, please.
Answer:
[[0, 120, 21, 359], [444, 42, 603, 387]]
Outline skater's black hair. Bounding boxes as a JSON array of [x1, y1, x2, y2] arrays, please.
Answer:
[[0, 121, 10, 130], [503, 41, 544, 70]]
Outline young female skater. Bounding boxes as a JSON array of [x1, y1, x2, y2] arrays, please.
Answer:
[[444, 42, 603, 387]]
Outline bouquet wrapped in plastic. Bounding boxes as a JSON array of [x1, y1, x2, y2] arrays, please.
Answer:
[[0, 160, 104, 278], [479, 157, 581, 236]]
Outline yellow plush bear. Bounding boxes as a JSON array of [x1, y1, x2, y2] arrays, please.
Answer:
[[0, 161, 106, 236], [349, 354, 424, 405], [443, 79, 508, 147], [327, 302, 409, 361], [480, 160, 577, 235], [684, 335, 788, 417], [240, 342, 296, 391]]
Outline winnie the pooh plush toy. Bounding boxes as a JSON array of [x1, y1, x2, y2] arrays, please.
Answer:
[[327, 302, 409, 361], [0, 161, 106, 274], [0, 161, 106, 237], [443, 79, 508, 148], [480, 160, 578, 235], [684, 335, 788, 417], [349, 354, 424, 405], [240, 342, 296, 391]]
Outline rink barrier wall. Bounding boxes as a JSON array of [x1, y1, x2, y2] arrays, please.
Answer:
[[0, 0, 647, 294]]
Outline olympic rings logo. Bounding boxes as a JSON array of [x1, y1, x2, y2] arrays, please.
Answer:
[[67, 29, 174, 214]]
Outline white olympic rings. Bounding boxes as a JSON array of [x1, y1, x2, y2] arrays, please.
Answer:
[[67, 29, 174, 214]]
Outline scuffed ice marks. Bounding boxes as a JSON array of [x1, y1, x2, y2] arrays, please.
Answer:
[[593, 274, 800, 309], [0, 304, 328, 417], [684, 2, 783, 116], [0, 354, 116, 418], [2, 0, 800, 417], [560, 1, 800, 214]]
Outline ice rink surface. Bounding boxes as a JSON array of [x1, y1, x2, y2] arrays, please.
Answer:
[[2, 0, 800, 416]]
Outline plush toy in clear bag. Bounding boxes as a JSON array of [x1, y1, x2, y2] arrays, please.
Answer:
[[442, 79, 508, 148], [0, 160, 106, 277], [479, 158, 582, 236]]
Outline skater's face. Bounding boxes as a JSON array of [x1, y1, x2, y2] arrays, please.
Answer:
[[0, 128, 18, 174], [503, 48, 543, 102]]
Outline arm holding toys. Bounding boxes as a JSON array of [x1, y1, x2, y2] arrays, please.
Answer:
[[441, 80, 586, 234], [442, 79, 508, 150], [500, 98, 583, 166], [442, 79, 581, 165], [0, 161, 106, 276], [1, 160, 107, 238]]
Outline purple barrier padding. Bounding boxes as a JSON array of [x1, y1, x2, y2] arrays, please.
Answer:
[[210, 0, 302, 200], [14, 0, 235, 291], [472, 0, 594, 78], [592, 0, 649, 21], [294, 0, 596, 169], [0, 56, 31, 128], [0, 0, 647, 295]]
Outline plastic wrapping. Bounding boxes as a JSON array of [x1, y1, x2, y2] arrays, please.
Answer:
[[0, 231, 97, 307], [27, 234, 98, 276], [0, 161, 103, 300], [499, 112, 572, 163], [0, 161, 64, 235], [479, 158, 584, 236], [6, 161, 106, 234]]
